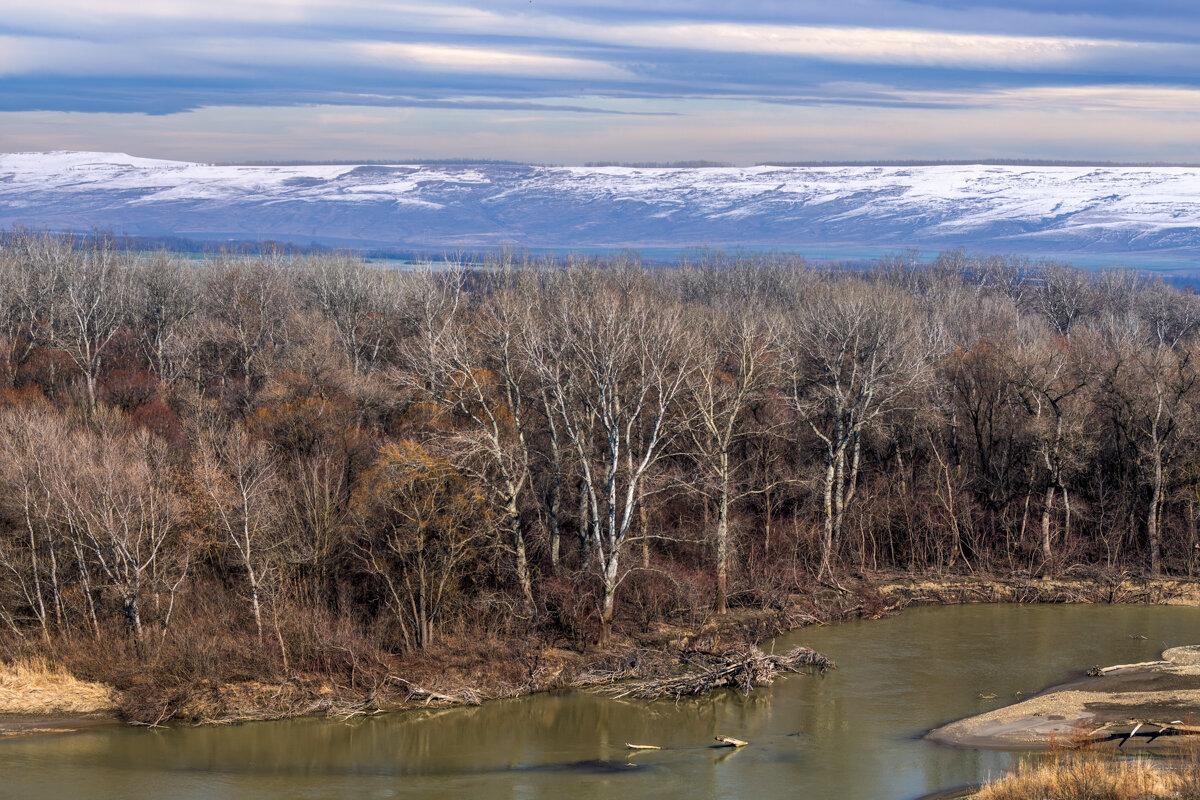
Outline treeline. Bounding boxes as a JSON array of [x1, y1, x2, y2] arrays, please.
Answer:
[[584, 161, 735, 169], [1, 233, 1199, 681]]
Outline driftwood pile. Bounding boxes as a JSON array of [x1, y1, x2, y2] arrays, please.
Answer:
[[600, 646, 834, 701]]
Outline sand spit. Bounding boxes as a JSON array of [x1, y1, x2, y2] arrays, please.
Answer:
[[928, 646, 1200, 750]]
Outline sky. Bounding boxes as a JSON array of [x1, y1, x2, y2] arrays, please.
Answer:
[[2, 1, 1200, 164]]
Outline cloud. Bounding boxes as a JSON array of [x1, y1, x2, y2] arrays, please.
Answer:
[[348, 43, 632, 80], [4, 1, 1199, 84], [758, 83, 1200, 113], [2, 99, 1198, 165], [6, 1, 1197, 74], [1, 1, 1199, 161], [0, 34, 634, 82], [962, 84, 1200, 113], [597, 23, 1166, 69]]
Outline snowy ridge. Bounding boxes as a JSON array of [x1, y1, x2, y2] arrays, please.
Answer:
[[1, 151, 1199, 255]]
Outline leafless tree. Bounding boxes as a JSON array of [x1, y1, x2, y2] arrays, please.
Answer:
[[195, 424, 284, 642], [1031, 265, 1094, 337], [783, 280, 932, 580], [1013, 319, 1092, 570], [302, 255, 405, 375], [682, 304, 776, 612], [288, 449, 347, 587], [526, 269, 692, 642], [399, 268, 538, 607], [129, 253, 199, 385], [54, 423, 181, 640], [1098, 313, 1197, 576], [202, 255, 292, 392], [0, 407, 71, 639], [48, 239, 132, 408]]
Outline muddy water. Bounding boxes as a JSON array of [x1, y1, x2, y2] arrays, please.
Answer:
[[3, 604, 1199, 800]]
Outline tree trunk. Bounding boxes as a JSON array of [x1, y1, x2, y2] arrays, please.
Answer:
[[1062, 486, 1071, 541], [715, 485, 729, 614], [249, 581, 264, 643], [764, 485, 774, 556], [833, 443, 848, 544], [23, 508, 49, 640], [640, 504, 649, 569], [819, 455, 836, 580], [75, 545, 101, 638], [1041, 484, 1055, 571], [599, 555, 618, 646], [124, 595, 143, 640], [507, 495, 534, 608], [547, 412, 562, 571], [577, 479, 590, 556], [549, 478, 561, 571], [1188, 494, 1197, 577], [1148, 453, 1163, 576]]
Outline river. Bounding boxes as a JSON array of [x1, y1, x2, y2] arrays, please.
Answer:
[[3, 604, 1198, 800]]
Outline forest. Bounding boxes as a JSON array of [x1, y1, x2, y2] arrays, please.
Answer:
[[1, 231, 1198, 717]]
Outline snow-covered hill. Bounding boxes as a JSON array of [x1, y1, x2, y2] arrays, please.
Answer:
[[1, 151, 1199, 256]]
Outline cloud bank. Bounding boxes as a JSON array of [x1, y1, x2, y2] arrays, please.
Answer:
[[0, 1, 1198, 161]]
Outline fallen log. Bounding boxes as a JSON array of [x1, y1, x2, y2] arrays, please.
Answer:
[[625, 743, 662, 750], [388, 676, 479, 706], [1119, 723, 1143, 748], [1089, 719, 1200, 744], [599, 645, 834, 701], [1097, 660, 1167, 675], [714, 735, 747, 747]]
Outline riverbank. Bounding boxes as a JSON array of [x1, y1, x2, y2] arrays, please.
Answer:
[[970, 755, 1200, 800], [6, 602, 1198, 800], [3, 572, 1199, 735], [928, 644, 1200, 751], [0, 656, 117, 739]]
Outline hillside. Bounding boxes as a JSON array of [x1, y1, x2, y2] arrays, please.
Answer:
[[1, 152, 1199, 255]]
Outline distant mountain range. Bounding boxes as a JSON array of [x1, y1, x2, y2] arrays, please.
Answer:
[[2, 151, 1199, 258]]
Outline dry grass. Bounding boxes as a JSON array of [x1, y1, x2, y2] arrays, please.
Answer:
[[975, 754, 1200, 800], [0, 656, 116, 715]]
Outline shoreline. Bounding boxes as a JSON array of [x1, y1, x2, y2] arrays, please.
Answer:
[[927, 644, 1200, 752], [0, 714, 118, 740], [3, 572, 1199, 740]]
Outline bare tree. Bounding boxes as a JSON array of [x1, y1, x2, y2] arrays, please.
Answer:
[[0, 407, 72, 639], [302, 255, 405, 375], [0, 232, 73, 384], [288, 449, 347, 587], [129, 253, 199, 385], [1031, 265, 1094, 337], [526, 269, 691, 642], [1099, 314, 1197, 576], [682, 305, 775, 612], [783, 280, 931, 580], [49, 239, 132, 408], [1013, 320, 1092, 570], [55, 424, 181, 640], [202, 255, 292, 394], [195, 425, 283, 642], [400, 269, 538, 607]]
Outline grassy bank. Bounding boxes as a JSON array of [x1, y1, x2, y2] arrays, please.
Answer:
[[975, 753, 1200, 799], [0, 656, 114, 716]]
